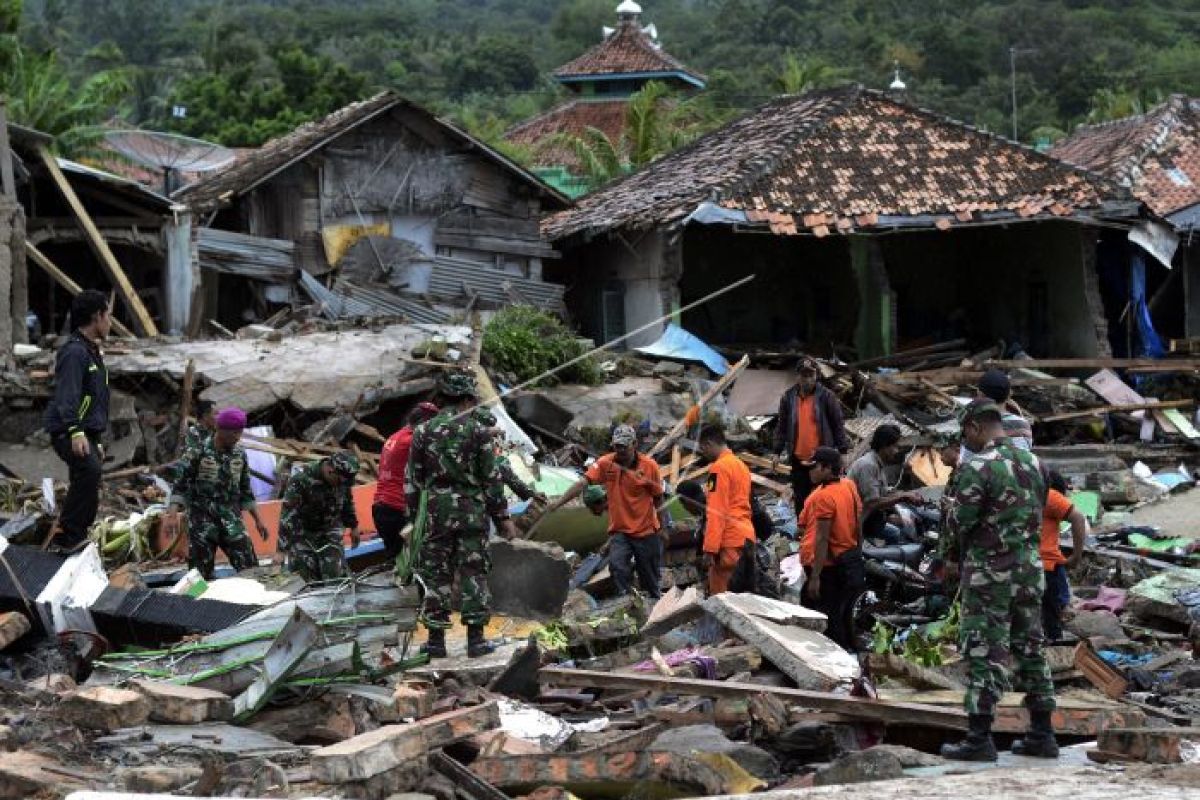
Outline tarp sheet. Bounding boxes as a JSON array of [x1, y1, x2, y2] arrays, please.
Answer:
[[634, 324, 728, 376]]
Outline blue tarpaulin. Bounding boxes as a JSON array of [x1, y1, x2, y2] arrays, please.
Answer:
[[635, 324, 728, 376], [1131, 252, 1166, 359]]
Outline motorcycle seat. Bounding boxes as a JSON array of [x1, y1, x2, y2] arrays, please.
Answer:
[[861, 542, 925, 568]]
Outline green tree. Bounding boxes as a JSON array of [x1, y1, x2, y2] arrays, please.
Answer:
[[774, 53, 843, 95]]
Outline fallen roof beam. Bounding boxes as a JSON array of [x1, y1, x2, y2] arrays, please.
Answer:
[[539, 666, 966, 730], [38, 147, 159, 337], [24, 242, 137, 339], [984, 358, 1200, 371], [648, 354, 750, 458], [1041, 399, 1193, 423]]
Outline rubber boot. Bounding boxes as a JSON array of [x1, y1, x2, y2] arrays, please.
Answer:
[[421, 628, 447, 659], [467, 625, 495, 658], [1011, 709, 1059, 758], [940, 714, 998, 761]]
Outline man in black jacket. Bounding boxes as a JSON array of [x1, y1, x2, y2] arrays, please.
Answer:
[[44, 290, 112, 550], [773, 357, 849, 517]]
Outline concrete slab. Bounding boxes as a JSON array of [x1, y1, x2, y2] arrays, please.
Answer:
[[0, 442, 66, 483], [488, 539, 570, 620], [60, 686, 150, 731], [702, 593, 858, 691], [130, 679, 233, 724]]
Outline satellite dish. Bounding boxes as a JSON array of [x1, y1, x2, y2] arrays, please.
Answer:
[[104, 129, 236, 195]]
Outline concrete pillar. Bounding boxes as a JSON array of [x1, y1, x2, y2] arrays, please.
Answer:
[[850, 235, 892, 359], [163, 210, 195, 335], [617, 229, 668, 348], [0, 196, 25, 362]]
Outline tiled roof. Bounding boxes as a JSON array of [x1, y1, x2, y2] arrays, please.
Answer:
[[544, 86, 1130, 241], [177, 91, 569, 210], [505, 99, 630, 169], [1050, 95, 1200, 216], [553, 21, 705, 84]]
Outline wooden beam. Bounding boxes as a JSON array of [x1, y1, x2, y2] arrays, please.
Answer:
[[37, 147, 159, 336], [1042, 399, 1193, 423], [539, 667, 967, 730], [175, 360, 195, 458], [24, 242, 136, 339], [648, 355, 750, 458], [985, 358, 1200, 371]]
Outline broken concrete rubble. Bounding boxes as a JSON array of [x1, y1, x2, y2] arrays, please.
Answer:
[[702, 592, 860, 691], [59, 686, 150, 731], [130, 678, 233, 724], [488, 538, 570, 619]]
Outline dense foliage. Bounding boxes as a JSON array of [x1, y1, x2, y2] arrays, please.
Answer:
[[7, 0, 1200, 154], [482, 306, 603, 387]]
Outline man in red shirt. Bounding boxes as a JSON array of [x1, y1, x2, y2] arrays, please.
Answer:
[[1041, 472, 1087, 642], [697, 425, 756, 596], [549, 424, 670, 598], [799, 447, 864, 651], [373, 402, 439, 558]]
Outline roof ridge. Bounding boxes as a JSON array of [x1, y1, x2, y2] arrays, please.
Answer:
[[553, 18, 705, 82], [504, 97, 628, 138]]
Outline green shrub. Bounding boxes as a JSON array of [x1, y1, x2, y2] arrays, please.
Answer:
[[482, 307, 602, 387]]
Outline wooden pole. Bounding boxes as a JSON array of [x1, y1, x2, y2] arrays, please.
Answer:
[[24, 242, 136, 339], [1041, 399, 1193, 423], [175, 359, 195, 458], [647, 355, 750, 458], [37, 147, 158, 336]]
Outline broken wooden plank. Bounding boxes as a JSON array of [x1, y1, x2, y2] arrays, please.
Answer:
[[24, 242, 136, 338], [1041, 399, 1192, 423], [648, 355, 750, 458], [38, 148, 158, 336], [175, 359, 195, 459], [539, 667, 967, 729], [1074, 642, 1128, 700]]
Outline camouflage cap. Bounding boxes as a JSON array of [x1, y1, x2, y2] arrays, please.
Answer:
[[957, 398, 1002, 427], [438, 371, 478, 398], [611, 424, 638, 446], [327, 451, 359, 478]]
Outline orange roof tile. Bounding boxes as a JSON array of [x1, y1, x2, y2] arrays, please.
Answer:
[[1050, 95, 1200, 216], [505, 99, 630, 170], [544, 86, 1131, 241]]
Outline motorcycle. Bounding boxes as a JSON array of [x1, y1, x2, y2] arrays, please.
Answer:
[[848, 503, 951, 650]]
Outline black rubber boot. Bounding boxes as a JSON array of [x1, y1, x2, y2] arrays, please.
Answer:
[[1012, 709, 1059, 758], [940, 714, 998, 761], [421, 629, 447, 659], [467, 626, 495, 658]]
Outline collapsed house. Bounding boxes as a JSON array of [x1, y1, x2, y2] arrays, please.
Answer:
[[174, 91, 572, 333], [1051, 94, 1200, 343], [543, 85, 1161, 359]]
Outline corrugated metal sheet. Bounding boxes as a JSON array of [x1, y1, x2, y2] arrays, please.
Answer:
[[426, 256, 565, 310], [198, 228, 297, 283], [299, 270, 447, 324]]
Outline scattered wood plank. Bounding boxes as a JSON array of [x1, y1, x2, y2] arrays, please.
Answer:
[[24, 243, 136, 338], [1041, 399, 1192, 423], [985, 358, 1200, 371], [539, 666, 967, 730], [1074, 643, 1128, 700], [38, 148, 158, 336]]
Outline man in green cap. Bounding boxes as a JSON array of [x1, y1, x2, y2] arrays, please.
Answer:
[[406, 371, 515, 658], [279, 451, 362, 582], [940, 398, 1057, 762]]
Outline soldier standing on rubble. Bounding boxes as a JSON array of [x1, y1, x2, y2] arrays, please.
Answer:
[[279, 452, 362, 582], [374, 402, 440, 558], [773, 356, 849, 517], [169, 407, 270, 580], [941, 399, 1057, 762], [44, 290, 112, 551], [406, 372, 516, 659]]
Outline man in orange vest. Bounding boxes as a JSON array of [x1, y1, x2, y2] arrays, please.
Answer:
[[774, 357, 849, 517], [697, 425, 756, 595]]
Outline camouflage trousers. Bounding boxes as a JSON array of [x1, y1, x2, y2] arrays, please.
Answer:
[[285, 532, 346, 583], [187, 509, 257, 581], [414, 523, 492, 631], [960, 556, 1056, 716]]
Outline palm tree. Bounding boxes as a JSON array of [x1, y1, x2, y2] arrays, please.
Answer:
[[774, 53, 842, 95], [1, 45, 131, 155], [547, 80, 709, 190], [1085, 87, 1163, 124]]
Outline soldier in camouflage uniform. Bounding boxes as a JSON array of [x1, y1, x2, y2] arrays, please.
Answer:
[[169, 407, 269, 580], [406, 372, 516, 659], [940, 399, 1057, 761], [477, 408, 546, 505], [159, 400, 217, 484], [279, 452, 361, 583]]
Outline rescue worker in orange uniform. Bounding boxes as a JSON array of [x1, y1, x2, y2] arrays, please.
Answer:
[[697, 425, 756, 595]]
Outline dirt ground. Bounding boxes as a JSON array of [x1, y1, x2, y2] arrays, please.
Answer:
[[1127, 487, 1200, 540]]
